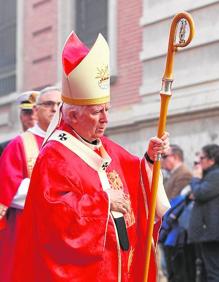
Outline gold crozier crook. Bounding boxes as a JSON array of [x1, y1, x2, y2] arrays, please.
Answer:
[[143, 12, 195, 282]]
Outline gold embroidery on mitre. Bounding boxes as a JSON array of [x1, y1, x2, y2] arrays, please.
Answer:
[[95, 65, 109, 90], [128, 247, 135, 274], [107, 170, 135, 227]]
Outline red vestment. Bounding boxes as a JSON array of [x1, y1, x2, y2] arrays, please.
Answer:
[[0, 133, 43, 282], [12, 122, 160, 282]]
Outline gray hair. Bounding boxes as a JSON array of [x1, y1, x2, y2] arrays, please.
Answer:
[[36, 86, 61, 104], [62, 103, 86, 125]]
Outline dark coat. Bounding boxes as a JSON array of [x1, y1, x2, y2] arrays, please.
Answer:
[[188, 165, 219, 243]]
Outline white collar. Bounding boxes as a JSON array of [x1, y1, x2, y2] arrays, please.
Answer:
[[28, 123, 46, 138], [72, 129, 102, 151], [48, 130, 111, 172]]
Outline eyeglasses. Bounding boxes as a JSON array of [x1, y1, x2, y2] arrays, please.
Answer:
[[37, 101, 61, 108]]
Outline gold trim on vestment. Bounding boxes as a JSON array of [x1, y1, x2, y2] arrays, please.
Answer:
[[140, 159, 149, 218], [110, 214, 122, 282], [21, 131, 39, 178]]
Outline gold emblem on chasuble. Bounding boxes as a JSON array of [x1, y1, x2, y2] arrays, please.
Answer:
[[107, 170, 123, 190], [107, 170, 135, 227]]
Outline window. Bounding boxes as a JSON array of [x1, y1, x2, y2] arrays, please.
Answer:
[[74, 0, 117, 78], [75, 0, 108, 48], [0, 0, 16, 96]]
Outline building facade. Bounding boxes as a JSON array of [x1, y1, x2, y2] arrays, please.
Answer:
[[1, 0, 219, 167]]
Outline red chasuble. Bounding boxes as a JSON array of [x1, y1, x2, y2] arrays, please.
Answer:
[[12, 122, 160, 282], [0, 134, 43, 282]]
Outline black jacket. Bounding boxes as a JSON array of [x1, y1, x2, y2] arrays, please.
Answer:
[[188, 164, 219, 243]]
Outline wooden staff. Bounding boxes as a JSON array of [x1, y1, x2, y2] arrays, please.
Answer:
[[143, 12, 195, 282]]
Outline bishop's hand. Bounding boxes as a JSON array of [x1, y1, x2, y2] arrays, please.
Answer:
[[146, 132, 169, 162], [106, 189, 130, 215]]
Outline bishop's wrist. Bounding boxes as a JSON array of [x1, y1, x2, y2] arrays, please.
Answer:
[[144, 151, 154, 164]]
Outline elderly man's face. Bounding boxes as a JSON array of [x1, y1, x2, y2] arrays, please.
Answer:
[[74, 103, 110, 142]]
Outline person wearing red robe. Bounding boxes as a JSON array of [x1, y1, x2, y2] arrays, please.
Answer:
[[0, 91, 39, 157], [12, 32, 170, 282], [0, 87, 61, 282]]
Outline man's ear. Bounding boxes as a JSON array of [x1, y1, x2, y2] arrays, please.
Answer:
[[69, 109, 79, 123]]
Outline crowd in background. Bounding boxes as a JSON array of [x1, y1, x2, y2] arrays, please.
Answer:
[[159, 144, 219, 282]]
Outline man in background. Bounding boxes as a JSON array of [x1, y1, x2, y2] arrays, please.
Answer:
[[17, 91, 39, 131], [161, 144, 193, 282], [162, 144, 192, 200], [188, 144, 219, 281], [0, 86, 61, 282], [0, 91, 39, 156]]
